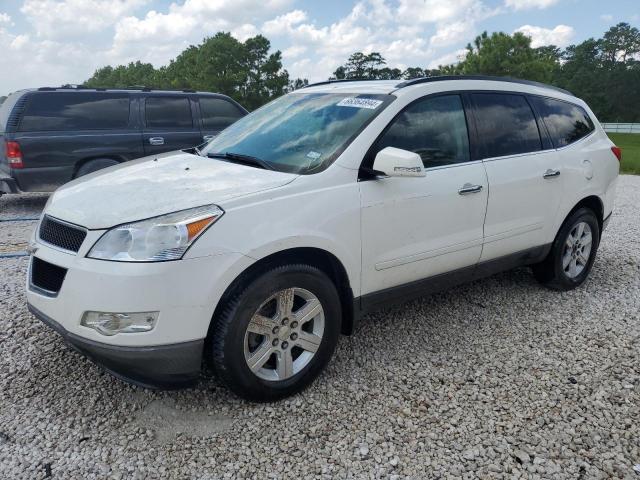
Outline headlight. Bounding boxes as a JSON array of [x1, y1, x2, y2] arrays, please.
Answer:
[[88, 204, 224, 262]]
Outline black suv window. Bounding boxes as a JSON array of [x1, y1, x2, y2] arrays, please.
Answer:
[[19, 92, 130, 132], [375, 94, 470, 168], [200, 97, 244, 130], [472, 93, 541, 158], [530, 96, 595, 148], [145, 97, 193, 128]]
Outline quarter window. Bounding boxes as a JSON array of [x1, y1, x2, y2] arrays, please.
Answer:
[[530, 97, 595, 148], [472, 93, 541, 158], [19, 92, 130, 131], [375, 94, 470, 168], [200, 97, 244, 130], [145, 97, 193, 128]]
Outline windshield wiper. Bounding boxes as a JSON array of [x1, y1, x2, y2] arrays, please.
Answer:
[[206, 152, 275, 170]]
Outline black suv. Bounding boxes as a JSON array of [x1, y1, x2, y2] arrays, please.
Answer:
[[0, 87, 247, 194]]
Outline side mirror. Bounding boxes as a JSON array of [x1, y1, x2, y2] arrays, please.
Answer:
[[372, 147, 425, 178]]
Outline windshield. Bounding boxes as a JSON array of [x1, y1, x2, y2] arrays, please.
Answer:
[[201, 92, 393, 174]]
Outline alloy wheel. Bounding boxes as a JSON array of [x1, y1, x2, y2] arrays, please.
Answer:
[[243, 287, 325, 381], [562, 221, 593, 279]]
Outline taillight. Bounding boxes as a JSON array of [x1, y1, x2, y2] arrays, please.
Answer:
[[611, 146, 622, 162], [5, 141, 24, 169]]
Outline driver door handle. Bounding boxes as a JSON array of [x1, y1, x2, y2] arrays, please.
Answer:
[[543, 168, 561, 179], [458, 183, 483, 195], [149, 137, 165, 146]]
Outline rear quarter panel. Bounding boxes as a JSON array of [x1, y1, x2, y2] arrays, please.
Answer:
[[552, 127, 618, 236]]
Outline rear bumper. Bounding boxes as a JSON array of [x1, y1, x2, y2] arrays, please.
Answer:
[[28, 303, 203, 389], [0, 173, 20, 193]]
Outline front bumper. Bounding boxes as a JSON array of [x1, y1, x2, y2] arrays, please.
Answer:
[[29, 303, 203, 389]]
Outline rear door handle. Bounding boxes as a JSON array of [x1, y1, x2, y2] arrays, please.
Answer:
[[149, 137, 165, 146], [458, 183, 483, 195], [543, 169, 561, 179]]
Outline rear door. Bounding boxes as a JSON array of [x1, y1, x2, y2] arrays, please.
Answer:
[[470, 92, 564, 262], [198, 96, 246, 142], [142, 95, 202, 155]]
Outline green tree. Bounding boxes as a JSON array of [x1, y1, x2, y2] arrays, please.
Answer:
[[332, 52, 389, 79], [85, 33, 293, 110], [456, 31, 558, 82]]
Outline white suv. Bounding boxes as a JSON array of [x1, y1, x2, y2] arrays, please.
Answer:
[[26, 76, 620, 401]]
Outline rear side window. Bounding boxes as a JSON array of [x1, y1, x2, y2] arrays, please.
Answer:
[[375, 94, 470, 168], [19, 92, 130, 132], [200, 97, 244, 130], [145, 97, 193, 128], [472, 93, 541, 158], [530, 97, 595, 148]]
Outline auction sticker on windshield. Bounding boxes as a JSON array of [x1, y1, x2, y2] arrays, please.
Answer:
[[336, 97, 384, 109]]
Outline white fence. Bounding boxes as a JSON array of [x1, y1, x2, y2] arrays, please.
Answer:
[[601, 123, 640, 134]]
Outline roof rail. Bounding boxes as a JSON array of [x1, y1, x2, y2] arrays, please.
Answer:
[[394, 75, 573, 96], [302, 78, 393, 89], [37, 85, 198, 93]]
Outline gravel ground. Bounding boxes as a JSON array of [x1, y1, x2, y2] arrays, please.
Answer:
[[1, 178, 639, 480]]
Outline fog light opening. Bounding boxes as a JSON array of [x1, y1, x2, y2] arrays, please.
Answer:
[[81, 311, 159, 336]]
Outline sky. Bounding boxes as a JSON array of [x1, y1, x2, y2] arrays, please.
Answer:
[[0, 0, 638, 96]]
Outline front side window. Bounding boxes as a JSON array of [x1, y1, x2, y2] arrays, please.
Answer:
[[530, 96, 595, 148], [145, 97, 193, 128], [374, 94, 470, 168], [19, 92, 130, 131], [200, 97, 244, 130], [472, 93, 542, 158], [201, 93, 393, 174]]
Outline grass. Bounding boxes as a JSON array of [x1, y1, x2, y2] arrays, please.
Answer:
[[607, 133, 640, 175]]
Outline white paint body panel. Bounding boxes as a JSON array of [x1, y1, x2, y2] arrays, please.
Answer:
[[27, 78, 619, 348], [360, 162, 488, 293]]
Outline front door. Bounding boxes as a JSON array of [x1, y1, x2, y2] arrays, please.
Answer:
[[360, 94, 488, 296], [142, 96, 202, 155]]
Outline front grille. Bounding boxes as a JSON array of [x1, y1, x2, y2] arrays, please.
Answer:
[[39, 215, 86, 253], [31, 257, 67, 295]]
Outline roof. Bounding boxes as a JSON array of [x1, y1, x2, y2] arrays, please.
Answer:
[[301, 75, 574, 98], [12, 85, 231, 96]]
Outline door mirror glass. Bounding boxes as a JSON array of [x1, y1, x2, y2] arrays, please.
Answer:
[[372, 147, 425, 177]]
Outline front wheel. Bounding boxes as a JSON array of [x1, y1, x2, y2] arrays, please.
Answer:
[[532, 207, 600, 291], [210, 264, 342, 401]]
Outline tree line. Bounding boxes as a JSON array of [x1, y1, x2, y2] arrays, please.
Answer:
[[84, 23, 639, 121], [85, 33, 304, 111], [331, 23, 640, 122]]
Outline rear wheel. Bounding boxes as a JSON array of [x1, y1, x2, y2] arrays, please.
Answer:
[[210, 264, 341, 401], [532, 207, 600, 291]]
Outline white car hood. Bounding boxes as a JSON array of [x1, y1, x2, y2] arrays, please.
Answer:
[[46, 151, 297, 229]]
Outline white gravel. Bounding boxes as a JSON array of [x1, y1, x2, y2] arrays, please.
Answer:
[[1, 178, 639, 479]]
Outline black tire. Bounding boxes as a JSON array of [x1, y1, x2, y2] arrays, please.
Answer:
[[210, 264, 342, 402], [532, 207, 600, 291], [75, 158, 119, 178]]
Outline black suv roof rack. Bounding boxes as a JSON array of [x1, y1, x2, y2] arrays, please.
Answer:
[[302, 75, 573, 96], [36, 85, 198, 93]]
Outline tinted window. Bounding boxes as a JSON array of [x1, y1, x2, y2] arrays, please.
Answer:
[[145, 97, 193, 128], [530, 97, 594, 147], [19, 92, 130, 131], [200, 97, 244, 130], [472, 93, 541, 158], [375, 94, 470, 168]]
